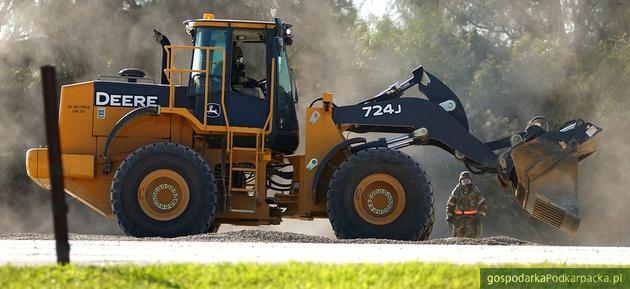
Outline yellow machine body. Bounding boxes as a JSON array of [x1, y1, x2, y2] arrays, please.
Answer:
[[26, 81, 344, 224]]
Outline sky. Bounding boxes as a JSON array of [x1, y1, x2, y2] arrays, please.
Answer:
[[353, 0, 393, 19]]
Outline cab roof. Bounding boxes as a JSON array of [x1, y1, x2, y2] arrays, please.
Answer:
[[184, 13, 276, 29]]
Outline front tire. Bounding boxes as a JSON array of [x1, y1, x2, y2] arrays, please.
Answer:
[[326, 148, 433, 240], [111, 143, 217, 237], [206, 221, 221, 233]]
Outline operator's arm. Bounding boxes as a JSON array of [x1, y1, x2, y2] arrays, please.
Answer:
[[445, 188, 458, 226], [242, 76, 258, 88], [475, 187, 487, 218]]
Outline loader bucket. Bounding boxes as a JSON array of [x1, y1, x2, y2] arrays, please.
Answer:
[[510, 120, 602, 234]]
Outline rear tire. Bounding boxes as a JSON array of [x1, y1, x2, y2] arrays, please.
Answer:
[[326, 148, 433, 240], [111, 143, 217, 237]]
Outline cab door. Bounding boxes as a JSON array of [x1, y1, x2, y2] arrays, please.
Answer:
[[187, 26, 270, 128], [222, 28, 271, 128]]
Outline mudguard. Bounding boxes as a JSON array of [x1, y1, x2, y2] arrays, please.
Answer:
[[311, 137, 366, 203]]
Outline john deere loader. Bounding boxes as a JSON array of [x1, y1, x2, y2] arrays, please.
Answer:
[[25, 14, 601, 239]]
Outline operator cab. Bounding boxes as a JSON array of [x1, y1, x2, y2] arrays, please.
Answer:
[[183, 14, 299, 154]]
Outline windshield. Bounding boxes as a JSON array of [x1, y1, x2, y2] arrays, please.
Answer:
[[276, 48, 295, 130]]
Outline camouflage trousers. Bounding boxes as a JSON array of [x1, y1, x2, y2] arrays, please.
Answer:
[[452, 216, 482, 238]]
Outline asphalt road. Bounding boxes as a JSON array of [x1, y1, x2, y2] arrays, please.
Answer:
[[0, 232, 629, 265]]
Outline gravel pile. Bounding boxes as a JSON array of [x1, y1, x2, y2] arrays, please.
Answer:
[[421, 236, 533, 245], [0, 230, 535, 245]]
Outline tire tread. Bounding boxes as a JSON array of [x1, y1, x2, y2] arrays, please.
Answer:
[[326, 148, 434, 240], [111, 142, 217, 237]]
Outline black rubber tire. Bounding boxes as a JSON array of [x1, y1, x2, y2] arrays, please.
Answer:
[[206, 222, 221, 233], [326, 148, 434, 240], [111, 143, 217, 237]]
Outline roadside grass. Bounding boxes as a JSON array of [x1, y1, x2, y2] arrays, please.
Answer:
[[0, 262, 622, 289]]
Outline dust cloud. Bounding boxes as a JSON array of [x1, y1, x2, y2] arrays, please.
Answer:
[[0, 0, 361, 236], [571, 63, 630, 246], [0, 1, 628, 245]]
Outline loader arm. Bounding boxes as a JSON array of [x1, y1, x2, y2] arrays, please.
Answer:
[[333, 97, 497, 168], [328, 67, 602, 234], [335, 66, 495, 169], [359, 66, 469, 130]]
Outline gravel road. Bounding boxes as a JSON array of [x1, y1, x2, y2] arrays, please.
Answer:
[[0, 230, 533, 245], [2, 231, 630, 265]]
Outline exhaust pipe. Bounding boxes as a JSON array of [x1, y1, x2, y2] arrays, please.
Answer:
[[510, 120, 602, 234], [153, 29, 171, 85]]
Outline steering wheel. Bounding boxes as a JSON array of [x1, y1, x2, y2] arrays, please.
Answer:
[[256, 79, 267, 90]]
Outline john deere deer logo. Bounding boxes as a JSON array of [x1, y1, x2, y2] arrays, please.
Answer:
[[207, 103, 221, 118]]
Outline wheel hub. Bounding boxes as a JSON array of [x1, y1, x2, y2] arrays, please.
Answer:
[[354, 173, 406, 225], [366, 188, 394, 215], [138, 169, 190, 221], [152, 183, 179, 210]]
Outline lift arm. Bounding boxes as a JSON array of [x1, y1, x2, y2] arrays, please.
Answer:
[[327, 67, 602, 234]]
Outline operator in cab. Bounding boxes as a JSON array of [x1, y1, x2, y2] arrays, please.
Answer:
[[231, 43, 260, 96]]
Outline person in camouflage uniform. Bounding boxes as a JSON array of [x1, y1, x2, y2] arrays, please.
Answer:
[[445, 171, 487, 238]]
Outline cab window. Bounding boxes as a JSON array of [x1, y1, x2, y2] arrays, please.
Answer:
[[189, 28, 227, 97], [230, 29, 267, 99], [276, 49, 295, 130]]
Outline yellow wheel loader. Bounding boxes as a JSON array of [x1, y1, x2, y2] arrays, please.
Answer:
[[25, 14, 601, 239]]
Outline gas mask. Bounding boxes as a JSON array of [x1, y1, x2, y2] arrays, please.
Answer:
[[234, 55, 245, 71], [232, 45, 246, 72], [460, 178, 472, 191]]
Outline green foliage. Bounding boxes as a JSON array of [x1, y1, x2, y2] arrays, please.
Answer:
[[0, 262, 478, 289], [469, 57, 504, 107], [1, 262, 627, 289], [354, 10, 474, 90], [0, 262, 481, 289]]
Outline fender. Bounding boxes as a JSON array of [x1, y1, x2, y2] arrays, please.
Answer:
[[311, 137, 366, 202], [102, 106, 160, 173]]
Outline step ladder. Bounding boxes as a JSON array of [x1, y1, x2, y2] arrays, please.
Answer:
[[226, 130, 262, 214]]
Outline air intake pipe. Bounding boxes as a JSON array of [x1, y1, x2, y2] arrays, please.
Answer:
[[153, 29, 171, 85]]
